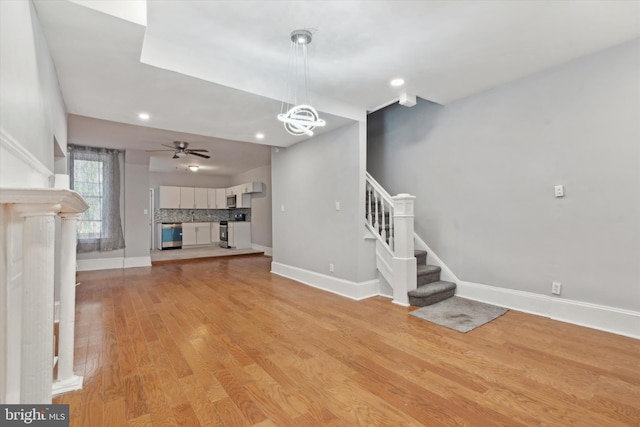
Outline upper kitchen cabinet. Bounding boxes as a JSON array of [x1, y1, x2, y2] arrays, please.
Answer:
[[241, 182, 263, 194], [194, 187, 208, 209], [226, 182, 263, 196], [207, 188, 226, 209], [180, 187, 195, 209], [158, 186, 181, 209]]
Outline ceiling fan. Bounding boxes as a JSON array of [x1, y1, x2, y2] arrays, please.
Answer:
[[147, 141, 210, 159]]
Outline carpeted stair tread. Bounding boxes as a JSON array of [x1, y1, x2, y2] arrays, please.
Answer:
[[417, 264, 440, 275], [408, 281, 457, 307], [414, 249, 428, 265]]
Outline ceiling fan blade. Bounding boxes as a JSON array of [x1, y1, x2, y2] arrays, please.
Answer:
[[187, 149, 209, 152], [189, 152, 210, 159], [161, 144, 177, 149]]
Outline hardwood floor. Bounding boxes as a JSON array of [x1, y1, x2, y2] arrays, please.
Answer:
[[55, 255, 640, 426]]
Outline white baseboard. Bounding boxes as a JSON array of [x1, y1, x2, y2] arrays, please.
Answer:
[[52, 374, 83, 396], [457, 280, 640, 339], [77, 256, 151, 271], [123, 256, 151, 268], [252, 243, 272, 256], [77, 257, 124, 271], [271, 262, 380, 301]]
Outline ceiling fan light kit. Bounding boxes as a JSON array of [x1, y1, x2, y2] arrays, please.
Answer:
[[188, 165, 199, 172], [277, 29, 325, 137]]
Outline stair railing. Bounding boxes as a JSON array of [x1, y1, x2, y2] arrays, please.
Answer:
[[365, 172, 394, 252], [365, 173, 417, 305]]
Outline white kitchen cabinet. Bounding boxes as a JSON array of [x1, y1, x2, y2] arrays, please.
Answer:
[[182, 222, 211, 246], [180, 187, 195, 209], [236, 193, 251, 208], [158, 186, 181, 209], [207, 188, 227, 209], [207, 189, 217, 209], [211, 222, 220, 243], [194, 188, 208, 209], [215, 189, 226, 208], [240, 182, 263, 194], [182, 223, 197, 246], [228, 222, 251, 249]]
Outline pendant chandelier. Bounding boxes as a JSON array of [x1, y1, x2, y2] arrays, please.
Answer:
[[277, 29, 326, 137]]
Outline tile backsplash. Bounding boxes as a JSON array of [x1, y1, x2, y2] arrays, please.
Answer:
[[155, 208, 251, 223]]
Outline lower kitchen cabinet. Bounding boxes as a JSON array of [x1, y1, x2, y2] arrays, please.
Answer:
[[211, 222, 220, 243], [182, 222, 211, 246], [228, 222, 251, 249]]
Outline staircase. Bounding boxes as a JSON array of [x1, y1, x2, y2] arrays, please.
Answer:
[[409, 249, 456, 306], [365, 172, 457, 306]]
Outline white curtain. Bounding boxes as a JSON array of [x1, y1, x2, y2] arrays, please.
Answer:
[[69, 144, 125, 253]]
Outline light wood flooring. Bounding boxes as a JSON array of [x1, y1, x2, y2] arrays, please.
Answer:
[[55, 255, 640, 426]]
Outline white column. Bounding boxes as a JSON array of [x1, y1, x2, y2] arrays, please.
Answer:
[[391, 194, 417, 306], [53, 212, 83, 395], [15, 203, 60, 404]]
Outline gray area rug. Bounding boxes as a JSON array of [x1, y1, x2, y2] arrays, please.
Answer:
[[410, 297, 508, 333]]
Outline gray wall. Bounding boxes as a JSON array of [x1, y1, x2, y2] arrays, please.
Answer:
[[368, 39, 640, 311], [230, 165, 272, 249], [124, 150, 151, 257], [272, 122, 375, 283], [149, 172, 230, 188]]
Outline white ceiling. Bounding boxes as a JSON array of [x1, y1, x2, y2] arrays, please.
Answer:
[[33, 1, 640, 175]]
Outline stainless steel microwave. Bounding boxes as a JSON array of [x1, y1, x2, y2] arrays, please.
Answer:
[[226, 194, 236, 208]]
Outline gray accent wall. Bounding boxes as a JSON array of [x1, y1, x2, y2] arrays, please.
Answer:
[[230, 165, 272, 249], [124, 150, 151, 258], [368, 39, 640, 311], [272, 122, 376, 283]]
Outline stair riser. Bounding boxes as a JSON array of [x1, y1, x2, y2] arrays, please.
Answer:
[[415, 253, 427, 265], [409, 289, 456, 307], [417, 270, 441, 286]]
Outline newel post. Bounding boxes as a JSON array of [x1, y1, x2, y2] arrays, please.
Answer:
[[53, 212, 83, 395], [391, 194, 417, 306]]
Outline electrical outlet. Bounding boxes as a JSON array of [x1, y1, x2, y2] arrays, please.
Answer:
[[329, 263, 334, 273], [551, 282, 562, 295], [554, 185, 564, 197]]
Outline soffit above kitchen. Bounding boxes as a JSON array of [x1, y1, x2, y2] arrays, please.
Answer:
[[34, 0, 640, 149]]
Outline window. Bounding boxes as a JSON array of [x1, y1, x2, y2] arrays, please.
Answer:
[[69, 145, 125, 252]]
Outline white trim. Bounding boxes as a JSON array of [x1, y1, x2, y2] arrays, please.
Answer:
[[271, 262, 380, 300], [413, 233, 459, 283], [0, 126, 53, 177], [77, 257, 123, 271], [457, 280, 640, 339], [252, 243, 272, 256], [77, 256, 153, 271], [52, 374, 83, 396], [123, 256, 151, 268]]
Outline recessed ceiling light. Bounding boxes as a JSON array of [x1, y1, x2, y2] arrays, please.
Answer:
[[390, 78, 405, 87], [138, 112, 150, 120], [255, 133, 265, 140], [188, 165, 199, 172]]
